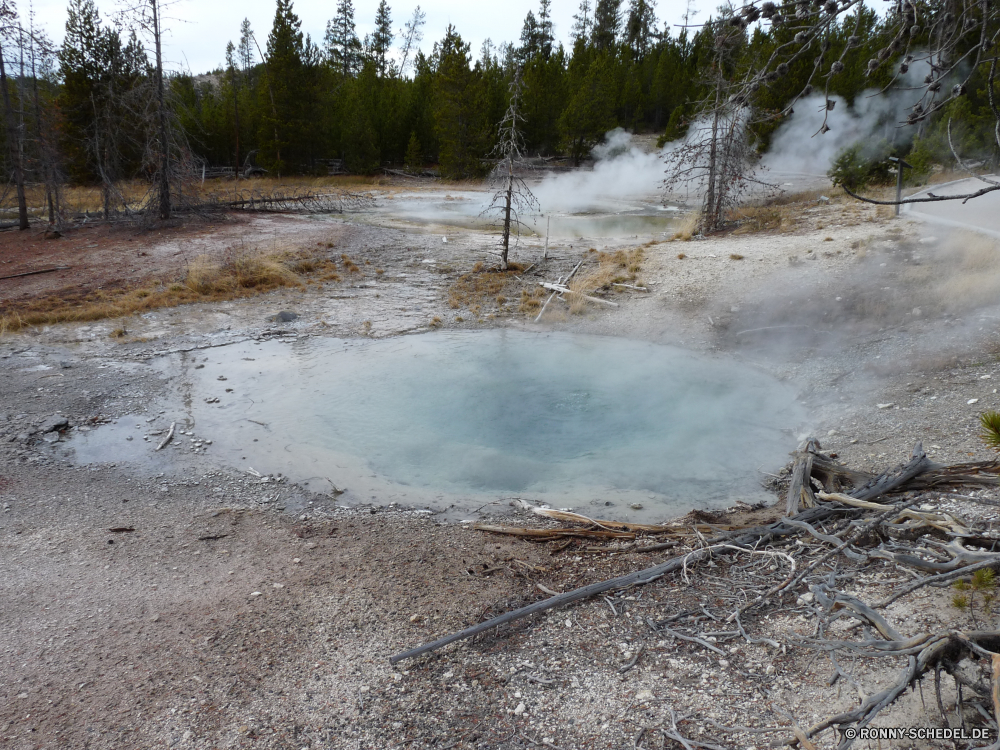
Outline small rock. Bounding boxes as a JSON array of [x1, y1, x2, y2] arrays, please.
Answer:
[[912, 307, 921, 317], [765, 665, 776, 675], [877, 403, 894, 409], [797, 592, 815, 605], [16, 692, 28, 699], [513, 702, 526, 715], [38, 414, 69, 433], [182, 730, 193, 741], [565, 619, 572, 628], [41, 432, 60, 444], [968, 398, 980, 405], [817, 195, 829, 202], [635, 690, 656, 702], [918, 236, 938, 245], [292, 557, 301, 564], [44, 229, 61, 239], [249, 591, 263, 598], [272, 583, 284, 589], [629, 503, 643, 510], [267, 311, 299, 323], [409, 614, 422, 623]]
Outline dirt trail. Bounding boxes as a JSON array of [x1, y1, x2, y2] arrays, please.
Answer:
[[3, 189, 1000, 749]]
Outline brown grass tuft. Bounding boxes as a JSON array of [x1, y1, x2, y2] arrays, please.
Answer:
[[0, 247, 343, 334], [567, 248, 645, 314], [448, 267, 523, 314], [670, 213, 699, 241]]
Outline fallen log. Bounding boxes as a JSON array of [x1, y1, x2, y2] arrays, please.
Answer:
[[389, 443, 979, 666], [473, 523, 635, 540], [538, 281, 619, 307], [389, 546, 715, 665], [0, 265, 70, 281]]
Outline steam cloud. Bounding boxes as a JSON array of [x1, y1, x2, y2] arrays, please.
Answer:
[[763, 63, 930, 177], [532, 128, 670, 214]]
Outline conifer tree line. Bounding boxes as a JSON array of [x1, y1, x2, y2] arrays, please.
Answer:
[[3, 0, 1000, 226]]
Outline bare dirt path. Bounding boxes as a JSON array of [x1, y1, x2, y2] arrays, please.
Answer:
[[4, 189, 1000, 749]]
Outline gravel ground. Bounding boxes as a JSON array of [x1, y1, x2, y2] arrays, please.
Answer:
[[4, 188, 1000, 749]]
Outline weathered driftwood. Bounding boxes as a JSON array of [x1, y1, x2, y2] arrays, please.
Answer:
[[538, 281, 619, 307], [535, 259, 583, 322], [786, 439, 820, 515], [155, 422, 175, 451], [472, 523, 636, 541]]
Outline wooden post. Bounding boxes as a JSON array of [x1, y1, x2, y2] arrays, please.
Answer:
[[889, 157, 912, 217]]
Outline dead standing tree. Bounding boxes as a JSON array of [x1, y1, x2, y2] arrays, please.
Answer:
[[483, 69, 539, 271], [663, 17, 776, 233], [118, 0, 172, 220]]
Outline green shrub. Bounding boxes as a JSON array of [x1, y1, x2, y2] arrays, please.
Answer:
[[828, 139, 894, 190]]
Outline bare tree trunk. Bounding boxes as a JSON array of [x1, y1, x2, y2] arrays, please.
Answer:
[[702, 68, 722, 233], [150, 0, 170, 220], [28, 33, 54, 225], [230, 68, 241, 176], [0, 35, 28, 230], [500, 156, 513, 270]]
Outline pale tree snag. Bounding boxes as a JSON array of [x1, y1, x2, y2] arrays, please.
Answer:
[[483, 68, 539, 271], [149, 0, 170, 220], [662, 15, 776, 233]]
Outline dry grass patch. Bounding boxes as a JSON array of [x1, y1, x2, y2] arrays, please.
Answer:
[[670, 212, 699, 241], [731, 204, 785, 234], [448, 262, 525, 314], [0, 247, 340, 334], [568, 248, 644, 314], [518, 287, 547, 314]]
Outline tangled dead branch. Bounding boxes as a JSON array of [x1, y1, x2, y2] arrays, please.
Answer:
[[392, 440, 1000, 747]]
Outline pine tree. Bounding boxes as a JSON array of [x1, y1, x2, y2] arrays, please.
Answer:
[[625, 0, 656, 59], [369, 0, 393, 76], [325, 0, 362, 76], [537, 0, 554, 58], [592, 0, 621, 52], [57, 0, 105, 183], [261, 0, 306, 172], [519, 11, 540, 61], [237, 18, 256, 73], [404, 131, 421, 172], [433, 25, 480, 178], [570, 0, 592, 46]]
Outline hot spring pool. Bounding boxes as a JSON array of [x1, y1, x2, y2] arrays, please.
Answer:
[[75, 330, 806, 520]]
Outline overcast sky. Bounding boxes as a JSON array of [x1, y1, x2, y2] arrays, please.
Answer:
[[32, 0, 718, 75]]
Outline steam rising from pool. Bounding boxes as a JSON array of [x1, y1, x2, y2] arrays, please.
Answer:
[[165, 330, 803, 520]]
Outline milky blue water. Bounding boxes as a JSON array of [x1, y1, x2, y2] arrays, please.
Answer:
[[167, 330, 803, 519]]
